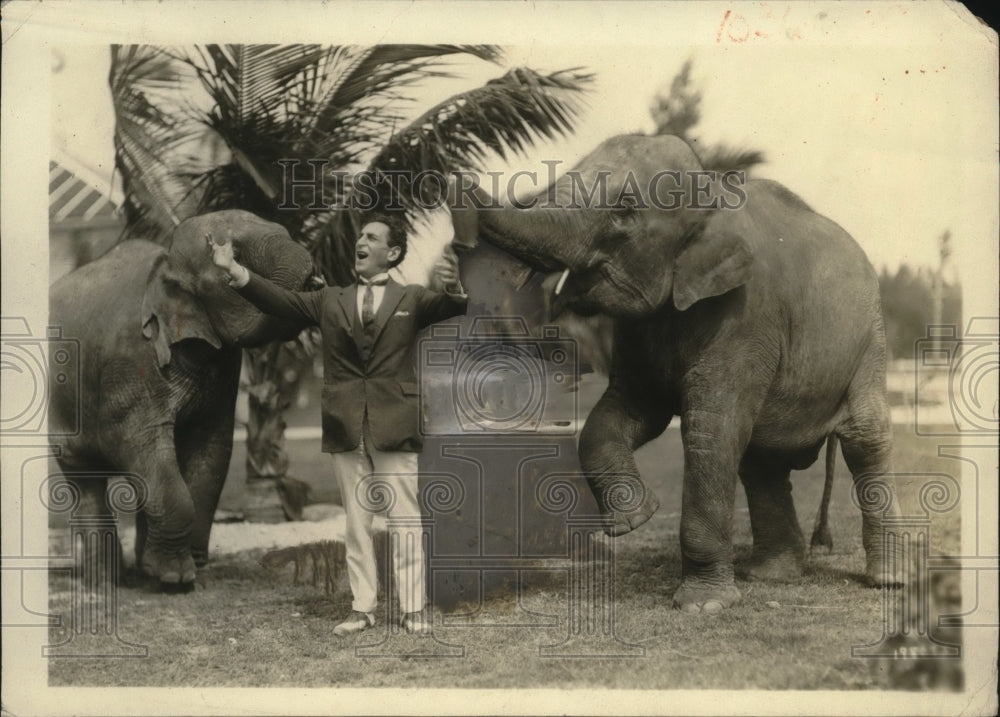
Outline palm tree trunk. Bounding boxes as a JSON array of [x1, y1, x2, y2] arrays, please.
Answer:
[[242, 341, 314, 521]]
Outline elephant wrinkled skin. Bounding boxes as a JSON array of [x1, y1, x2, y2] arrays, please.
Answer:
[[49, 210, 315, 588], [449, 135, 897, 612]]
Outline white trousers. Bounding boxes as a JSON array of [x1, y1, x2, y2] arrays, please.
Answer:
[[330, 430, 425, 614]]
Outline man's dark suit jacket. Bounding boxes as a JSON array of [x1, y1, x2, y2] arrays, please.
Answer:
[[239, 273, 467, 454]]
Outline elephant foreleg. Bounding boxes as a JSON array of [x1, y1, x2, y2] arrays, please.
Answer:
[[672, 354, 771, 614], [125, 429, 197, 586], [578, 381, 672, 536], [671, 404, 748, 613], [176, 413, 236, 568]]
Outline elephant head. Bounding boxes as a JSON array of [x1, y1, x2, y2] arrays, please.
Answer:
[[448, 134, 753, 318], [141, 209, 315, 366]]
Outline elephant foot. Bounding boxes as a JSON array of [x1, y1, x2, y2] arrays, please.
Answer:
[[605, 492, 660, 536], [591, 478, 661, 536], [191, 548, 209, 569], [746, 550, 804, 582], [141, 548, 197, 588], [672, 579, 742, 614], [865, 552, 905, 588]]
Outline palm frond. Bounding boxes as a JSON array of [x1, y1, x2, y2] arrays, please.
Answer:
[[298, 45, 504, 161], [110, 45, 200, 242], [179, 45, 329, 129], [324, 45, 502, 113], [308, 209, 360, 286], [365, 66, 593, 209]]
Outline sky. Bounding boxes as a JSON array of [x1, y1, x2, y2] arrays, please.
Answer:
[[43, 2, 999, 286]]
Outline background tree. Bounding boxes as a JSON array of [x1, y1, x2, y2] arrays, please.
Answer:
[[650, 58, 702, 140], [879, 261, 962, 360], [649, 57, 764, 173], [110, 44, 592, 517]]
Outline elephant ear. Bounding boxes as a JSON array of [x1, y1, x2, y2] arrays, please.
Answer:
[[672, 225, 753, 311], [141, 258, 222, 368]]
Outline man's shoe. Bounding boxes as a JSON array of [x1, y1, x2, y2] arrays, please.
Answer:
[[333, 610, 375, 637], [401, 610, 433, 636]]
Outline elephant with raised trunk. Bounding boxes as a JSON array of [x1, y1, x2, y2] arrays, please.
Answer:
[[448, 135, 896, 612], [49, 210, 315, 587]]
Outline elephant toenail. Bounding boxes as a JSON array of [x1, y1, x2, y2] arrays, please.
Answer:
[[702, 601, 724, 614], [679, 602, 700, 614]]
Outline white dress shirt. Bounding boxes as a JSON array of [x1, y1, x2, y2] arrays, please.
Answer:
[[356, 272, 390, 320]]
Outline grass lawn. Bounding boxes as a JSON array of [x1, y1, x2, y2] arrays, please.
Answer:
[[47, 424, 961, 690]]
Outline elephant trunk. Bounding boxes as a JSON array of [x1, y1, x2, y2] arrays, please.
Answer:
[[231, 224, 315, 347], [450, 183, 588, 277]]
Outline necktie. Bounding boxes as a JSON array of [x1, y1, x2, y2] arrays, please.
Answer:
[[360, 276, 388, 326]]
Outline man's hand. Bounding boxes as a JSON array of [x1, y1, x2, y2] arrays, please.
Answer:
[[206, 232, 249, 287], [206, 232, 235, 271], [432, 244, 465, 295]]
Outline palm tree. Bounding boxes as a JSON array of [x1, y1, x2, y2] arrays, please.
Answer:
[[110, 44, 592, 517]]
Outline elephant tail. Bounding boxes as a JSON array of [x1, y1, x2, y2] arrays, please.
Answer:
[[810, 434, 837, 553]]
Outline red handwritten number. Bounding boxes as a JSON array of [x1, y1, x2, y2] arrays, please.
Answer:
[[716, 10, 731, 43], [717, 9, 750, 44]]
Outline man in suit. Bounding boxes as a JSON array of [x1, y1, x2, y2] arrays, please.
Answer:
[[209, 213, 467, 636]]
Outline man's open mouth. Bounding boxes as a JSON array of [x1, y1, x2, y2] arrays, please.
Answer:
[[356, 250, 369, 260]]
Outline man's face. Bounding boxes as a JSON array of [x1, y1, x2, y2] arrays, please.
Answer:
[[354, 222, 400, 279]]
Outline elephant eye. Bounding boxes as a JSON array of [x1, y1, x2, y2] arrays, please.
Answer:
[[608, 202, 638, 237]]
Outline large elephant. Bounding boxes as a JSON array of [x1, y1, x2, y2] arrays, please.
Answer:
[[49, 210, 315, 587], [448, 135, 896, 612]]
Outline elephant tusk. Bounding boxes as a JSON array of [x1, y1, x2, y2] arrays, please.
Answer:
[[554, 268, 570, 296]]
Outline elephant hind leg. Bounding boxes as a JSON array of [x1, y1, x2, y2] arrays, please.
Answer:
[[739, 449, 806, 582], [837, 366, 898, 586], [176, 395, 237, 569]]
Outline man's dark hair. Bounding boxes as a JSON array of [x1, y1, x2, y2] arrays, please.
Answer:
[[362, 212, 408, 268]]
